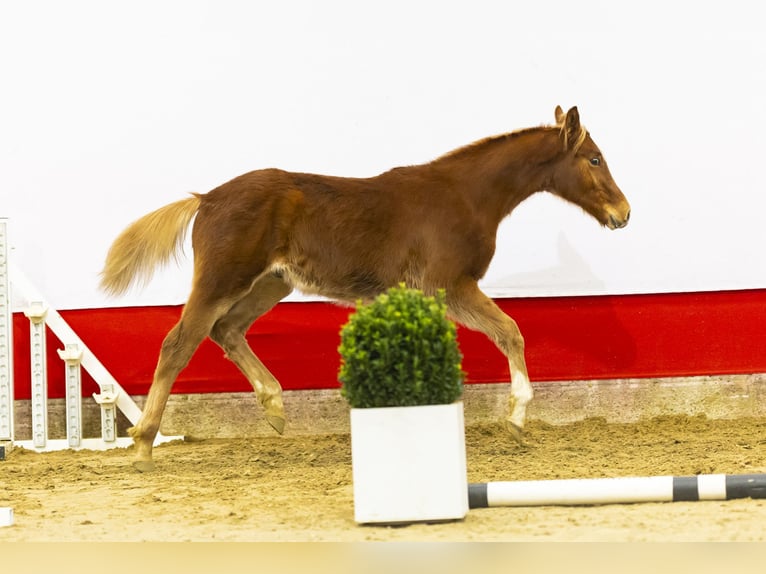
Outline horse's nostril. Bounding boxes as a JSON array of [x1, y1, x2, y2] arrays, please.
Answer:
[[608, 212, 629, 230]]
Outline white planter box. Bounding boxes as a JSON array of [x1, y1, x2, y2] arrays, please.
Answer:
[[350, 401, 469, 524]]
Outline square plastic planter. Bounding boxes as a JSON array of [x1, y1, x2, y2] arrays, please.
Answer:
[[350, 401, 469, 524]]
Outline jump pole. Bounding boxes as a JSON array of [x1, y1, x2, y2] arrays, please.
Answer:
[[468, 473, 766, 508]]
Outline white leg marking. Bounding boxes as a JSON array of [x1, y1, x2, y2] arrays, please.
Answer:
[[509, 367, 533, 429]]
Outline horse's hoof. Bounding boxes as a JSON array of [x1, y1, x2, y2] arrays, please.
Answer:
[[132, 459, 157, 473], [266, 414, 286, 435], [506, 421, 526, 445]]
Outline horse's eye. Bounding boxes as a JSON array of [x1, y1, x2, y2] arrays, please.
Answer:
[[590, 157, 601, 167]]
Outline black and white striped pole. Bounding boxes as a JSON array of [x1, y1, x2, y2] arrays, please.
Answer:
[[468, 473, 766, 508]]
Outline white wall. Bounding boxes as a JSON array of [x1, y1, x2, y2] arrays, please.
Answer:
[[2, 0, 764, 310]]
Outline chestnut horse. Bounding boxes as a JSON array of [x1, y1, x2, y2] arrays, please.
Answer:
[[101, 106, 630, 471]]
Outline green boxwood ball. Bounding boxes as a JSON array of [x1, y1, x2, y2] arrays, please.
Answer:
[[338, 284, 465, 408]]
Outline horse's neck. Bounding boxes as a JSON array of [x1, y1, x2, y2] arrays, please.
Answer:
[[432, 127, 560, 221]]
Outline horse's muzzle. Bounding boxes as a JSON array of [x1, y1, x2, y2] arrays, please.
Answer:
[[607, 209, 630, 230]]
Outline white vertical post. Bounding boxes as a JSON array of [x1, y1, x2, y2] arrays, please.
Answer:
[[24, 302, 48, 449], [93, 383, 118, 443], [57, 343, 83, 448], [9, 262, 144, 426], [0, 218, 13, 441], [7, 256, 181, 451]]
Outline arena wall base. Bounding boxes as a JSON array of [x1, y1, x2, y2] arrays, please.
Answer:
[[9, 373, 765, 443], [120, 373, 766, 439]]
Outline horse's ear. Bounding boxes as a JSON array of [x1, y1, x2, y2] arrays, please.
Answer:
[[554, 105, 565, 125], [560, 106, 582, 152]]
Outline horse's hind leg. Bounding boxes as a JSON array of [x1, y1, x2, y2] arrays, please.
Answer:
[[209, 272, 293, 433], [446, 279, 532, 443], [130, 290, 231, 472]]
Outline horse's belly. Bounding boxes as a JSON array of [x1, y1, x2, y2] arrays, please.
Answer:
[[270, 263, 383, 303]]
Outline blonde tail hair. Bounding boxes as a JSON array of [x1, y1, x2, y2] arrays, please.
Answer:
[[100, 195, 201, 296]]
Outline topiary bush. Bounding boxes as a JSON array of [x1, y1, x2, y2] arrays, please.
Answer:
[[338, 284, 465, 408]]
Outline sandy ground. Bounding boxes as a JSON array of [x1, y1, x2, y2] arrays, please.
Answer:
[[1, 414, 766, 542]]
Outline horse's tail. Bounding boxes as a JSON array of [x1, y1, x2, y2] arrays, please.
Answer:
[[100, 194, 202, 296]]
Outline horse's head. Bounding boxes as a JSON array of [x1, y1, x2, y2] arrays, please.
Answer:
[[549, 106, 630, 230]]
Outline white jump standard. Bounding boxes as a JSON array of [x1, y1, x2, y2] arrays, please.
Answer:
[[468, 473, 766, 508], [58, 343, 84, 448], [0, 218, 14, 442], [23, 302, 49, 448], [0, 217, 180, 451]]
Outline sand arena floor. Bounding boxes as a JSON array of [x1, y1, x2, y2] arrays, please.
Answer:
[[2, 414, 766, 542]]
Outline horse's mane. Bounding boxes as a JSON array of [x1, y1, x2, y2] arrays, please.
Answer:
[[435, 127, 544, 161], [436, 121, 586, 162]]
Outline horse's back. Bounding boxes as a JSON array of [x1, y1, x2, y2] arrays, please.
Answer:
[[189, 164, 490, 301]]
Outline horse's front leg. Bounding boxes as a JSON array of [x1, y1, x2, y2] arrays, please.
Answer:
[[446, 279, 533, 442], [506, 360, 533, 442]]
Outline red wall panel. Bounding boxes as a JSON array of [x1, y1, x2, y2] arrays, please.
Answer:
[[11, 290, 766, 399]]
